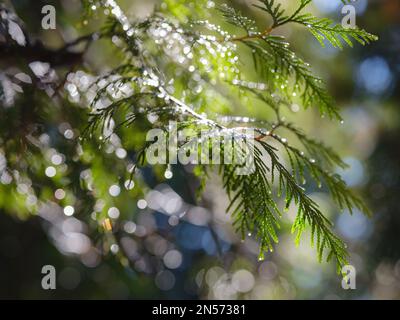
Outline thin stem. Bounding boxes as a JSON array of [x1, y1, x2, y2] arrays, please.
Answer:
[[219, 26, 273, 43], [159, 86, 226, 130], [59, 32, 99, 51], [255, 121, 283, 141]]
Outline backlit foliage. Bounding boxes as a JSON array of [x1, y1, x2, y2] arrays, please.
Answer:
[[0, 0, 377, 272]]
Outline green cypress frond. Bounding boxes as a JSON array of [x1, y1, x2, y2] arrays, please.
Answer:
[[256, 141, 349, 270], [253, 0, 378, 48], [218, 4, 257, 35], [218, 1, 378, 119], [247, 142, 347, 270], [270, 134, 371, 216], [73, 0, 376, 272], [222, 141, 281, 255], [246, 37, 341, 119], [289, 14, 378, 49], [252, 0, 289, 28]]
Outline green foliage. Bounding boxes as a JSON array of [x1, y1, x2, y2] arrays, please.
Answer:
[[0, 0, 378, 272], [253, 0, 377, 48], [290, 14, 378, 49]]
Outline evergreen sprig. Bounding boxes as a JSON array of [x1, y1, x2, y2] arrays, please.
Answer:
[[289, 14, 378, 49], [254, 0, 378, 49], [0, 0, 378, 272], [221, 140, 351, 269], [247, 37, 341, 119], [79, 0, 377, 271]]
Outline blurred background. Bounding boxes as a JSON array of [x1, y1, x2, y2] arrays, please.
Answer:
[[0, 0, 399, 299]]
